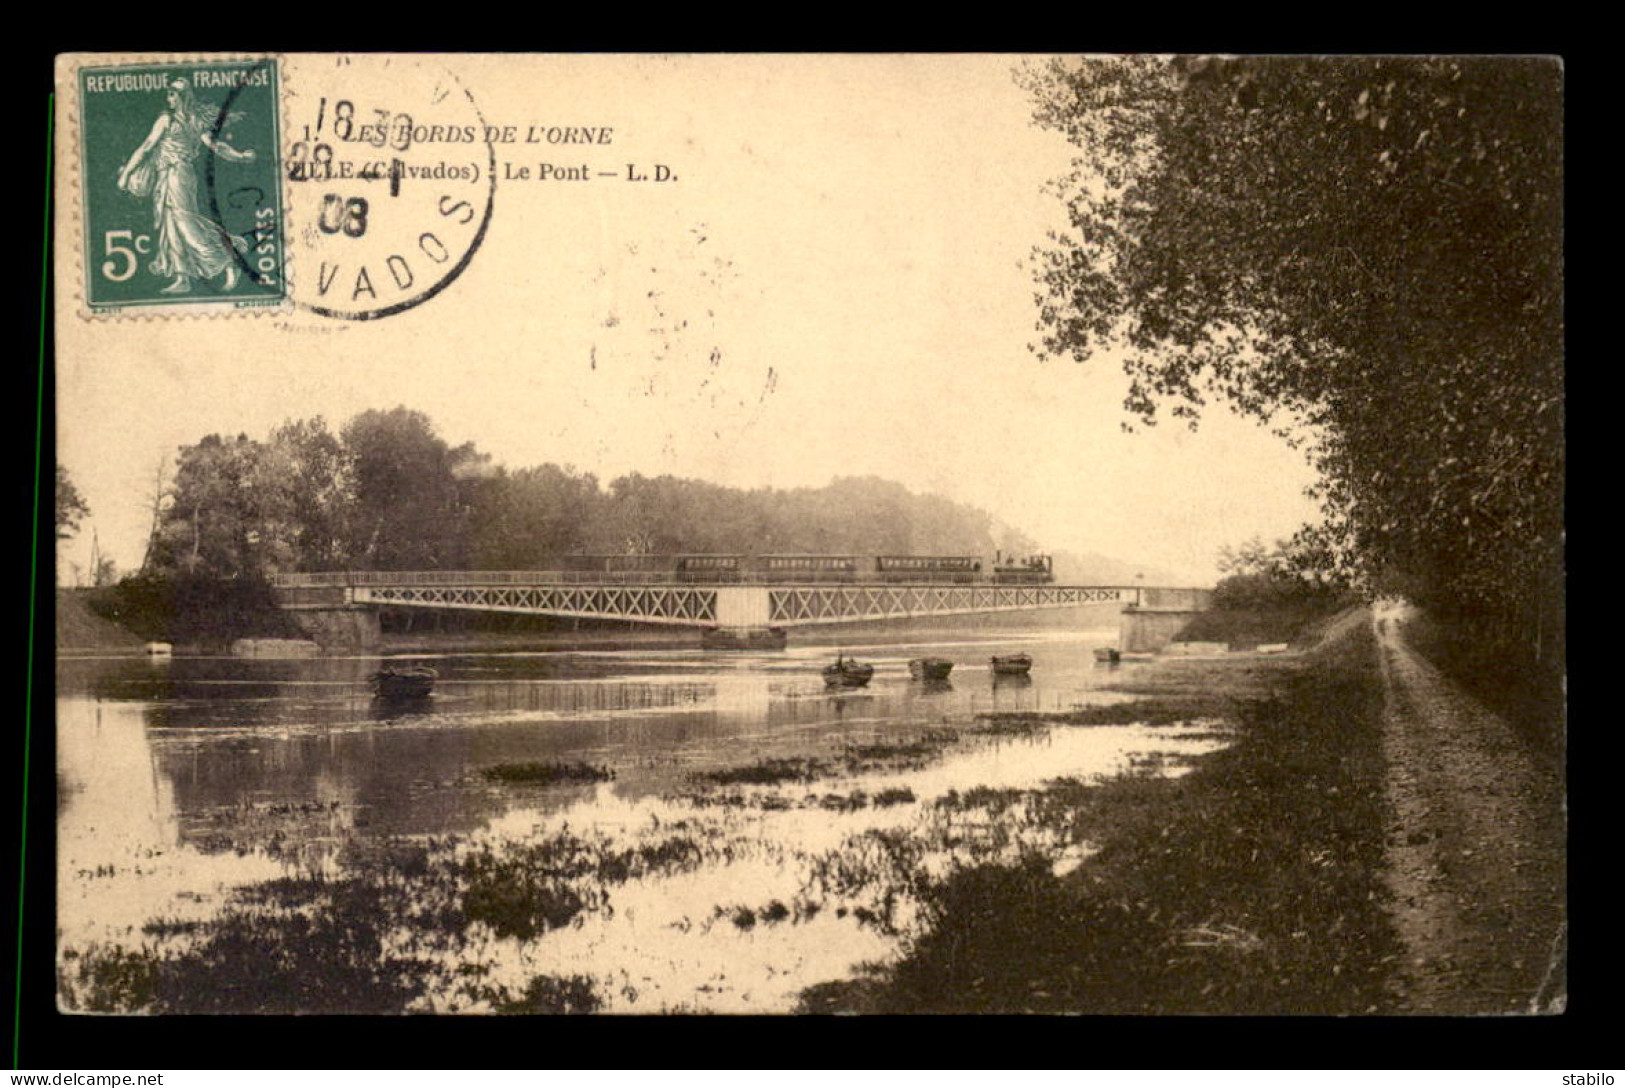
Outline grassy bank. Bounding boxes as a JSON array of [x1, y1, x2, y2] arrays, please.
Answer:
[[801, 608, 1403, 1014], [1174, 600, 1352, 649], [75, 577, 304, 652], [56, 589, 146, 651]]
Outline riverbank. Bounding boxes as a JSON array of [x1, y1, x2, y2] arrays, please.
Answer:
[[55, 589, 146, 652], [797, 607, 1398, 1012], [799, 604, 1565, 1014]]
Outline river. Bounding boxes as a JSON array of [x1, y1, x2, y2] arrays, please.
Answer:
[[55, 625, 1230, 1014]]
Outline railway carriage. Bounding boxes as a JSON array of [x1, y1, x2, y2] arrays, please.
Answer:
[[875, 555, 982, 584], [675, 555, 745, 583], [535, 552, 1053, 585], [751, 554, 863, 582]]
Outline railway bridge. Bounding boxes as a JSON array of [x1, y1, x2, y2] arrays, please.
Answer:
[[270, 570, 1211, 650]]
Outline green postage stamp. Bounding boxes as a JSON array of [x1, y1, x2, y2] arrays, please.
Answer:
[[72, 57, 286, 314]]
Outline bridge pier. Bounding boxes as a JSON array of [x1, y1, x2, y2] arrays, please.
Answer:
[[702, 626, 789, 650], [1119, 606, 1200, 653], [284, 604, 382, 652]]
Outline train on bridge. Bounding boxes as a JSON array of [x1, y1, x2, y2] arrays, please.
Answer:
[[545, 552, 1056, 585]]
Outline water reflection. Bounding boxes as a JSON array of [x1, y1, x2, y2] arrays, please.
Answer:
[[57, 627, 1227, 1013], [991, 671, 1033, 686]]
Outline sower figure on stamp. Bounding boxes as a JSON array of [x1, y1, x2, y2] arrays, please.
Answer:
[[117, 78, 256, 294]]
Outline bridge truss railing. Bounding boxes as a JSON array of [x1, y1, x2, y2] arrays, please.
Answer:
[[274, 570, 699, 587], [271, 570, 1057, 588]]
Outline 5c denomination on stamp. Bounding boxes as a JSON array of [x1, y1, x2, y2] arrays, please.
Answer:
[[72, 56, 287, 315]]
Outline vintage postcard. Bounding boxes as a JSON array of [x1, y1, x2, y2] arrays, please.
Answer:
[[50, 53, 1564, 1019]]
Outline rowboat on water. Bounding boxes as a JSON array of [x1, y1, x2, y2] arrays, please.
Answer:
[[823, 654, 875, 688], [989, 653, 1033, 676], [371, 665, 437, 699], [1093, 647, 1121, 664], [908, 657, 954, 681]]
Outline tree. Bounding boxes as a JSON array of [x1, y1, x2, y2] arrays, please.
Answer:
[[55, 464, 90, 540], [152, 434, 270, 578], [342, 407, 482, 569], [470, 464, 604, 568], [137, 458, 169, 576], [1212, 531, 1350, 611], [260, 417, 353, 571], [1024, 55, 1562, 655]]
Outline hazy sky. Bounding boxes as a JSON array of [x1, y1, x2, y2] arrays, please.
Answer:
[[55, 54, 1320, 584]]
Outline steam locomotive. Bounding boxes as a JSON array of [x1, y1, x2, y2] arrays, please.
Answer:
[[546, 553, 1055, 585]]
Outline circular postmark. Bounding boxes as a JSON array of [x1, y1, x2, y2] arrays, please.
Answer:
[[238, 54, 496, 321]]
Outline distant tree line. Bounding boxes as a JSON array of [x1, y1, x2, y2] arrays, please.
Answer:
[[1024, 55, 1562, 666], [139, 406, 1033, 580]]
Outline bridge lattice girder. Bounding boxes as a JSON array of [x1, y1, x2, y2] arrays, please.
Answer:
[[354, 583, 719, 626], [346, 581, 1132, 628], [767, 584, 1127, 625]]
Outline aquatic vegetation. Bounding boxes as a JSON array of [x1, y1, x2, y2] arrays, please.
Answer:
[[975, 697, 1225, 729], [57, 944, 159, 1013], [799, 828, 932, 936], [480, 761, 616, 785], [964, 716, 1052, 737], [234, 874, 333, 908], [57, 824, 723, 1013], [461, 861, 594, 939], [139, 918, 208, 938], [692, 757, 836, 786], [673, 789, 795, 810], [484, 973, 602, 1015], [61, 877, 435, 1015], [814, 792, 869, 812], [843, 737, 953, 764], [686, 730, 962, 795], [934, 786, 1033, 813]]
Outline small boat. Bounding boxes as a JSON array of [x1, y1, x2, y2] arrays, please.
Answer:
[[989, 653, 1033, 676], [823, 654, 875, 688], [144, 641, 173, 656], [908, 657, 954, 681], [1093, 647, 1121, 664], [371, 665, 437, 699]]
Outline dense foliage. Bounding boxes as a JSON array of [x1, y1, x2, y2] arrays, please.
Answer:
[[1211, 534, 1351, 612], [1024, 56, 1562, 662], [143, 407, 1030, 579], [89, 572, 301, 644]]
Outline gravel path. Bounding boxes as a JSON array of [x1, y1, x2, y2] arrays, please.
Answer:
[[1373, 600, 1566, 1014]]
